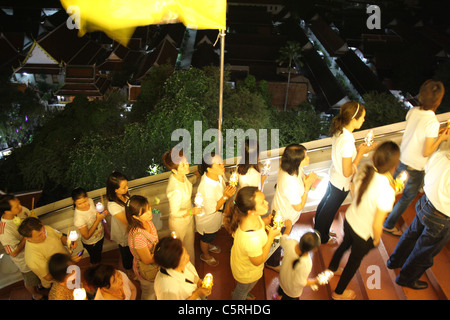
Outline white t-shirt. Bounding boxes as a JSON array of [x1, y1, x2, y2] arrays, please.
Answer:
[[230, 217, 267, 284], [272, 169, 304, 224], [279, 235, 312, 298], [73, 198, 104, 245], [107, 200, 129, 246], [0, 218, 31, 273], [424, 150, 450, 216], [346, 171, 396, 241], [329, 128, 357, 191], [154, 262, 200, 300], [399, 107, 440, 170], [195, 174, 226, 235], [238, 167, 261, 189]]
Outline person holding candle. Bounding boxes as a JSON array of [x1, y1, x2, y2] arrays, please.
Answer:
[[106, 171, 134, 280], [125, 195, 159, 300], [327, 141, 400, 300], [277, 231, 322, 300], [0, 195, 45, 300], [387, 146, 450, 290], [17, 217, 82, 289], [224, 186, 280, 300], [237, 139, 268, 190], [163, 148, 200, 264], [314, 101, 375, 244], [72, 187, 107, 265], [272, 144, 318, 235], [153, 236, 211, 300], [196, 152, 236, 266], [383, 80, 450, 236], [47, 253, 75, 300], [84, 263, 137, 300]]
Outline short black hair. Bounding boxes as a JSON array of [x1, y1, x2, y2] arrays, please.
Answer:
[[154, 237, 183, 269], [18, 217, 43, 238], [48, 253, 72, 283], [280, 144, 307, 176], [0, 194, 16, 217]]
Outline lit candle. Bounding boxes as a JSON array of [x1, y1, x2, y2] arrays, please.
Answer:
[[67, 230, 78, 248], [272, 211, 284, 242], [229, 172, 238, 187], [171, 231, 177, 239], [95, 202, 104, 213], [261, 160, 271, 176], [73, 288, 87, 300], [364, 130, 374, 147], [311, 270, 334, 291], [194, 193, 204, 216], [202, 273, 214, 290], [394, 170, 408, 192]]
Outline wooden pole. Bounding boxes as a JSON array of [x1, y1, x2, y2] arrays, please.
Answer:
[[218, 29, 226, 156]]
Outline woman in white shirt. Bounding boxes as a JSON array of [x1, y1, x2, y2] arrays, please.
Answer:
[[154, 236, 211, 300], [327, 141, 400, 300], [237, 139, 268, 190], [314, 101, 375, 244], [72, 187, 107, 265], [163, 149, 200, 264], [196, 153, 236, 266], [106, 171, 134, 279], [272, 144, 317, 233], [278, 231, 322, 300], [223, 186, 280, 300]]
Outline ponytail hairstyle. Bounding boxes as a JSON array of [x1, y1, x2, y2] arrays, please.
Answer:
[[356, 141, 400, 206], [197, 152, 216, 176], [106, 171, 129, 207], [125, 195, 150, 231], [418, 79, 445, 111], [292, 231, 321, 268], [280, 144, 307, 176], [329, 101, 365, 137], [162, 148, 185, 172], [71, 187, 88, 209], [223, 186, 259, 234], [237, 138, 260, 175]]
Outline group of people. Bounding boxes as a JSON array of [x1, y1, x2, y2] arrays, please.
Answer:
[[0, 79, 448, 301]]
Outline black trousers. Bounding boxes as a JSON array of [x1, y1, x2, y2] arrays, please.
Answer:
[[82, 237, 104, 265], [328, 219, 375, 294]]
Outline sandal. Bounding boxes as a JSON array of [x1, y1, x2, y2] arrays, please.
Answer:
[[332, 289, 356, 300], [200, 254, 219, 266], [246, 292, 256, 300], [383, 227, 402, 237], [208, 245, 221, 254]]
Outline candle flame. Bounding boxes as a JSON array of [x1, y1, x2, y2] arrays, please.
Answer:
[[229, 172, 238, 187], [73, 288, 87, 300], [202, 273, 214, 290]]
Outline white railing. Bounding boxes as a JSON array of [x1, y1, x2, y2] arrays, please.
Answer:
[[1, 112, 448, 289]]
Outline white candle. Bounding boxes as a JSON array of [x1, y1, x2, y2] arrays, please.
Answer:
[[73, 288, 87, 300], [95, 202, 104, 213]]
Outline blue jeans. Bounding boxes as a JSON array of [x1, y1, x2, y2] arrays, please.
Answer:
[[383, 162, 425, 229], [387, 194, 450, 285], [314, 182, 349, 244], [231, 279, 259, 300]]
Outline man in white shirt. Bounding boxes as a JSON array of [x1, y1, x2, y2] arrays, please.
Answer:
[[387, 147, 450, 290], [383, 80, 450, 236]]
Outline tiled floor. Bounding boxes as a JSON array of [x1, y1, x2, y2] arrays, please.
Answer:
[[1, 194, 448, 300]]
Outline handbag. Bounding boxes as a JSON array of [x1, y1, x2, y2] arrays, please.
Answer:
[[131, 230, 159, 282]]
